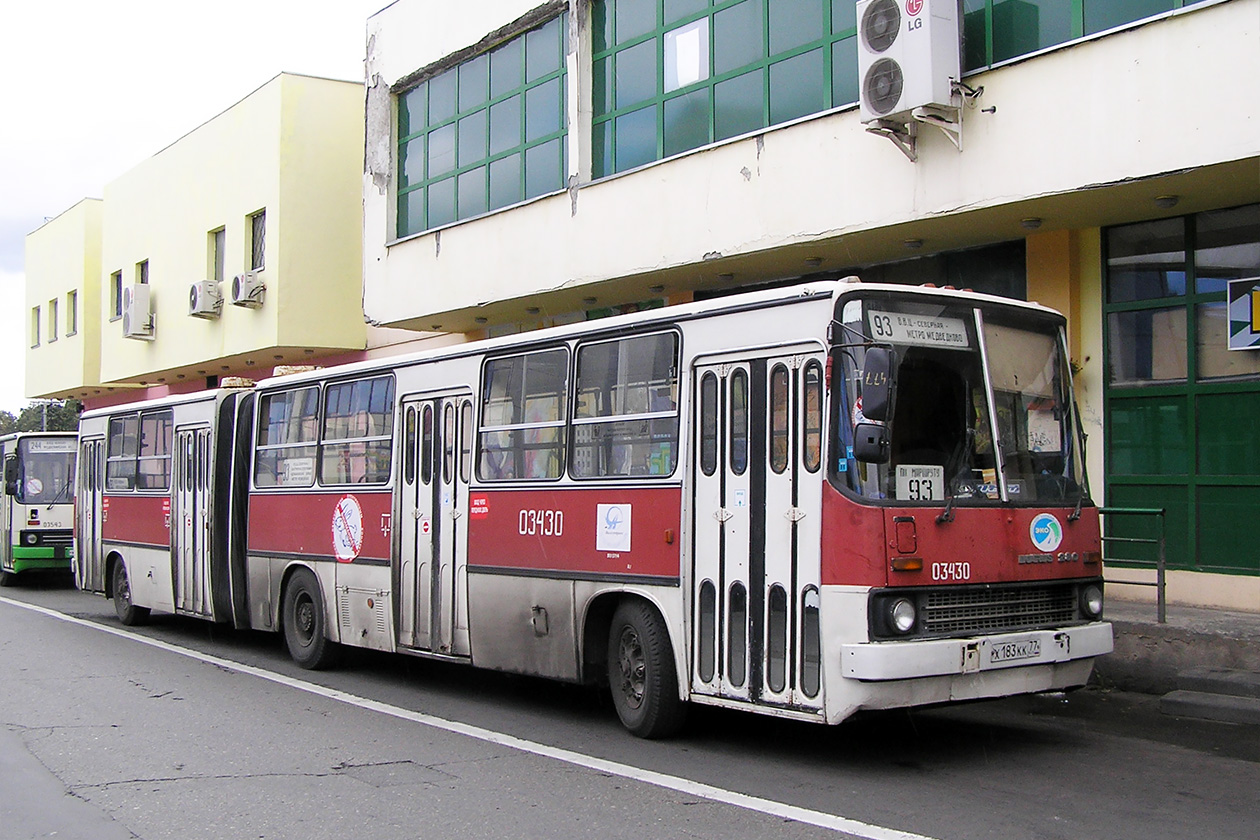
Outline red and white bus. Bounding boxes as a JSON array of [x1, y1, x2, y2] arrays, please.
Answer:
[[75, 279, 1112, 736]]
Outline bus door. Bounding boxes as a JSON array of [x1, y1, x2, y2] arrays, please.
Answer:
[[171, 426, 213, 616], [692, 351, 826, 711], [76, 437, 106, 593], [398, 393, 473, 657]]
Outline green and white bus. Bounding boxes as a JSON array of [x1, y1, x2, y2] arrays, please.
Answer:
[[0, 432, 77, 585]]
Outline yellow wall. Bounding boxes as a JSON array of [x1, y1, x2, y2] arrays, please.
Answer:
[[97, 73, 365, 385], [24, 199, 102, 397]]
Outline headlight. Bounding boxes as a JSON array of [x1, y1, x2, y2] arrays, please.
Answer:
[[1080, 583, 1104, 619], [24, 533, 38, 545], [889, 597, 917, 634]]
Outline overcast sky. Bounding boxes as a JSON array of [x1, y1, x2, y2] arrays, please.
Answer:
[[0, 0, 387, 415]]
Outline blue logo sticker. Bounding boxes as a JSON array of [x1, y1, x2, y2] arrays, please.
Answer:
[[1029, 513, 1063, 552]]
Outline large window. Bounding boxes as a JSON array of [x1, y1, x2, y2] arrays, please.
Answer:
[[1104, 203, 1260, 576], [478, 349, 569, 480], [397, 14, 568, 238], [572, 332, 680, 477], [255, 387, 321, 487], [106, 411, 173, 491], [320, 377, 396, 485], [592, 0, 858, 177]]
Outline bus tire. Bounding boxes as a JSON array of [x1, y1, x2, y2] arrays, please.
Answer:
[[607, 600, 686, 739], [112, 561, 150, 626], [0, 568, 13, 587], [282, 568, 340, 670]]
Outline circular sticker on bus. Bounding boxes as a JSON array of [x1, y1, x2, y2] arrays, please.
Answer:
[[331, 495, 364, 562], [1029, 513, 1063, 553]]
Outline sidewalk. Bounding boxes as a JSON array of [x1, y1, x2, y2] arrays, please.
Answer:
[[1095, 598, 1260, 695]]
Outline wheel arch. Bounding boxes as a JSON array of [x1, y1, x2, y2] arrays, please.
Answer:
[[277, 561, 338, 642], [580, 589, 687, 701], [104, 551, 127, 599]]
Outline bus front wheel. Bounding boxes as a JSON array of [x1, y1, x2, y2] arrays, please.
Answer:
[[112, 562, 150, 626], [282, 568, 340, 670], [607, 601, 686, 738]]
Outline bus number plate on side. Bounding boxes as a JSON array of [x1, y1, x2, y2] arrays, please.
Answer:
[[989, 638, 1042, 665]]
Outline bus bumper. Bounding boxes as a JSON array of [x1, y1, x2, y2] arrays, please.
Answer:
[[840, 621, 1113, 681]]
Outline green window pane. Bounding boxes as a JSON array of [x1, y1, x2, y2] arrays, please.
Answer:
[[593, 56, 614, 116], [664, 89, 710, 156], [770, 0, 825, 56], [593, 120, 613, 179], [1196, 303, 1260, 381], [714, 0, 765, 76], [594, 0, 614, 53], [398, 189, 425, 238], [458, 167, 488, 218], [489, 153, 523, 210], [769, 48, 824, 124], [616, 0, 658, 42], [1198, 486, 1260, 574], [401, 135, 425, 187], [429, 70, 457, 123], [616, 39, 658, 109], [1108, 308, 1187, 384], [491, 38, 523, 97], [832, 0, 856, 33], [1108, 398, 1188, 475], [428, 124, 456, 177], [1197, 393, 1260, 476], [525, 138, 563, 199], [428, 177, 456, 228], [400, 83, 426, 138], [458, 110, 488, 167], [490, 96, 522, 155], [1107, 218, 1186, 302], [525, 77, 562, 142], [1106, 484, 1188, 570], [832, 36, 858, 107], [962, 0, 987, 70], [1195, 204, 1260, 294], [1084, 0, 1175, 36], [527, 15, 563, 82], [993, 0, 1072, 63], [459, 53, 489, 112], [715, 69, 764, 141], [665, 0, 709, 26], [615, 106, 658, 172]]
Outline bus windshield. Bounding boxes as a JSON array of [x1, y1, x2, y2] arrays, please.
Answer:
[[832, 293, 1087, 506], [16, 438, 77, 505]]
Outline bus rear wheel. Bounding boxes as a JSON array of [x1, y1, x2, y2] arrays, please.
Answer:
[[607, 601, 685, 738], [112, 562, 150, 626], [282, 568, 340, 670]]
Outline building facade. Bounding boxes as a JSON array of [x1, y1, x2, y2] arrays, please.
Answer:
[[362, 0, 1260, 609], [25, 73, 432, 409]]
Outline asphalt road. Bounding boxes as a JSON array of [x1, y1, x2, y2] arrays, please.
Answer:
[[2, 575, 1258, 840]]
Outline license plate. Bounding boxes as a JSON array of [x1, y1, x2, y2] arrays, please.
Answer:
[[989, 638, 1041, 664]]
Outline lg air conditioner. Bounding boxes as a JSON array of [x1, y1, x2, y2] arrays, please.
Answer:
[[231, 271, 266, 309], [189, 281, 223, 319], [857, 0, 960, 124], [122, 284, 154, 340]]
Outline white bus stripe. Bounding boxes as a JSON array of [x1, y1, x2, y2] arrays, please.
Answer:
[[2, 595, 940, 840]]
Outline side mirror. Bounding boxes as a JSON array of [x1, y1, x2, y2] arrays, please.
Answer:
[[860, 347, 895, 422], [3, 455, 18, 496], [853, 422, 890, 464]]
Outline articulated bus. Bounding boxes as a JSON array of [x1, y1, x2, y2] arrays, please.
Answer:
[[75, 279, 1112, 736], [0, 432, 77, 585]]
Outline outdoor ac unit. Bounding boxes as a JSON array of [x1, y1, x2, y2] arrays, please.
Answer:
[[189, 281, 223, 319], [122, 284, 154, 340], [231, 271, 265, 309], [857, 0, 960, 124]]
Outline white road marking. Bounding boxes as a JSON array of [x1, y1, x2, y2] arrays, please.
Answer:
[[3, 595, 941, 840]]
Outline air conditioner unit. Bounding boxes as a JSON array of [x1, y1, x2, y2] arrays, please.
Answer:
[[122, 284, 154, 340], [857, 0, 960, 124], [189, 281, 223, 319], [231, 271, 266, 309]]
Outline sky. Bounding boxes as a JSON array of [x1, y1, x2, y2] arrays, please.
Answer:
[[0, 0, 388, 415]]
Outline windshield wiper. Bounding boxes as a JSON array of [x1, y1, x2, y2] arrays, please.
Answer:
[[936, 493, 956, 524]]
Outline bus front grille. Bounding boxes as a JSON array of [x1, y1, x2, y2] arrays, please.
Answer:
[[922, 583, 1078, 636]]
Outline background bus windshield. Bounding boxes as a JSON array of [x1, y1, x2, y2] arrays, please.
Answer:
[[17, 439, 77, 505]]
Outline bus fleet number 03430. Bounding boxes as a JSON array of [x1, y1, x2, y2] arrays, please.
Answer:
[[932, 561, 971, 582], [518, 508, 564, 537]]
